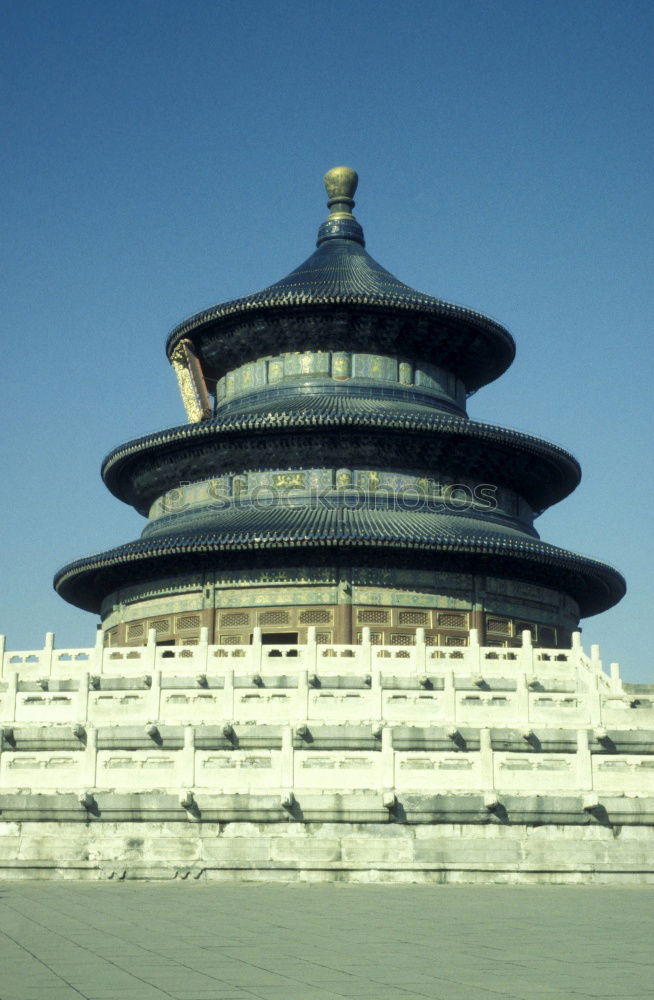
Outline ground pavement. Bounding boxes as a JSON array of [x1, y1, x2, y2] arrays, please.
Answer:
[[0, 882, 653, 1000]]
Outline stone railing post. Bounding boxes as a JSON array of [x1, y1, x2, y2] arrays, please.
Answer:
[[381, 724, 394, 792], [371, 666, 382, 717], [223, 669, 234, 719], [93, 627, 104, 674], [43, 632, 55, 676], [590, 644, 603, 682], [576, 729, 593, 791], [589, 675, 603, 726], [183, 726, 195, 787], [469, 627, 482, 673], [83, 727, 97, 788], [577, 648, 603, 725], [571, 632, 590, 713], [198, 627, 209, 673], [305, 627, 318, 673], [281, 725, 294, 790], [251, 627, 263, 671], [414, 628, 427, 673], [360, 627, 372, 670], [609, 662, 622, 693], [479, 728, 494, 791], [146, 628, 157, 673], [520, 629, 534, 674], [515, 673, 529, 724], [150, 669, 162, 719], [298, 670, 309, 720], [6, 671, 18, 722], [443, 670, 456, 723], [77, 672, 90, 722]]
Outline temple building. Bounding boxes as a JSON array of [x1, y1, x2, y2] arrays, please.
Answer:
[[4, 169, 651, 884], [54, 168, 624, 650]]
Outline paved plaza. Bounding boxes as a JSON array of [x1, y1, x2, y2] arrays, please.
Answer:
[[0, 882, 653, 1000]]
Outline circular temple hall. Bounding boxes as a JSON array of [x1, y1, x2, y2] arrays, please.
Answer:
[[54, 168, 625, 650]]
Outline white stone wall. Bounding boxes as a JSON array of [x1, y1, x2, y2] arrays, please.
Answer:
[[1, 628, 653, 880]]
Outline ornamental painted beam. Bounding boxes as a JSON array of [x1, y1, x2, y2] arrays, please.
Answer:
[[170, 338, 212, 423]]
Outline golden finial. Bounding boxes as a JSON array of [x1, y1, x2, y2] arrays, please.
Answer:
[[323, 166, 359, 218]]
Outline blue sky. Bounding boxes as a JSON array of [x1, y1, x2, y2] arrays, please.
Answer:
[[1, 0, 652, 678]]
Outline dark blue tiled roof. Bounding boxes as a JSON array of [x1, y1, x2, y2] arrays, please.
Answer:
[[54, 513, 626, 618], [217, 385, 463, 420], [166, 237, 513, 356], [243, 239, 446, 305], [140, 503, 539, 543], [101, 407, 581, 517]]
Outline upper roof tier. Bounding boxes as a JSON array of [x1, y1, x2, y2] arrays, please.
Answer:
[[166, 168, 516, 394]]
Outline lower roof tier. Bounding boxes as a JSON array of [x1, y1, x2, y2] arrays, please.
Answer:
[[54, 513, 625, 618]]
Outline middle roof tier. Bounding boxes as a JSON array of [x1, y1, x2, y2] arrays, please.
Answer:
[[101, 407, 581, 518]]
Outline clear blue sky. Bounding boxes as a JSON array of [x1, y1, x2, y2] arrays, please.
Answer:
[[1, 0, 652, 679]]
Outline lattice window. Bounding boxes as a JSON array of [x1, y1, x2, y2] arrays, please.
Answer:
[[446, 635, 467, 646], [358, 609, 389, 624], [176, 614, 201, 631], [299, 609, 332, 624], [105, 627, 119, 648], [220, 612, 250, 627], [398, 611, 429, 625], [390, 633, 415, 645], [181, 638, 199, 646], [315, 632, 331, 644], [438, 613, 467, 628], [487, 618, 510, 634], [127, 623, 144, 639], [152, 619, 170, 635], [220, 634, 242, 645], [258, 610, 290, 626], [425, 633, 438, 645]]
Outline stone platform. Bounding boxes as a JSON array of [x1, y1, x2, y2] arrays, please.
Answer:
[[1, 882, 653, 999], [2, 629, 654, 882]]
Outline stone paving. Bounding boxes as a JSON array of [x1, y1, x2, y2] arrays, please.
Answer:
[[0, 882, 653, 1000]]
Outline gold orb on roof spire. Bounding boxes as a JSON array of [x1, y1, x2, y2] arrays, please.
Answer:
[[324, 166, 358, 201], [323, 166, 358, 218]]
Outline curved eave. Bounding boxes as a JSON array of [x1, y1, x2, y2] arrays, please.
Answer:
[[166, 296, 516, 392], [54, 530, 625, 619], [167, 293, 513, 357], [101, 411, 581, 514]]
